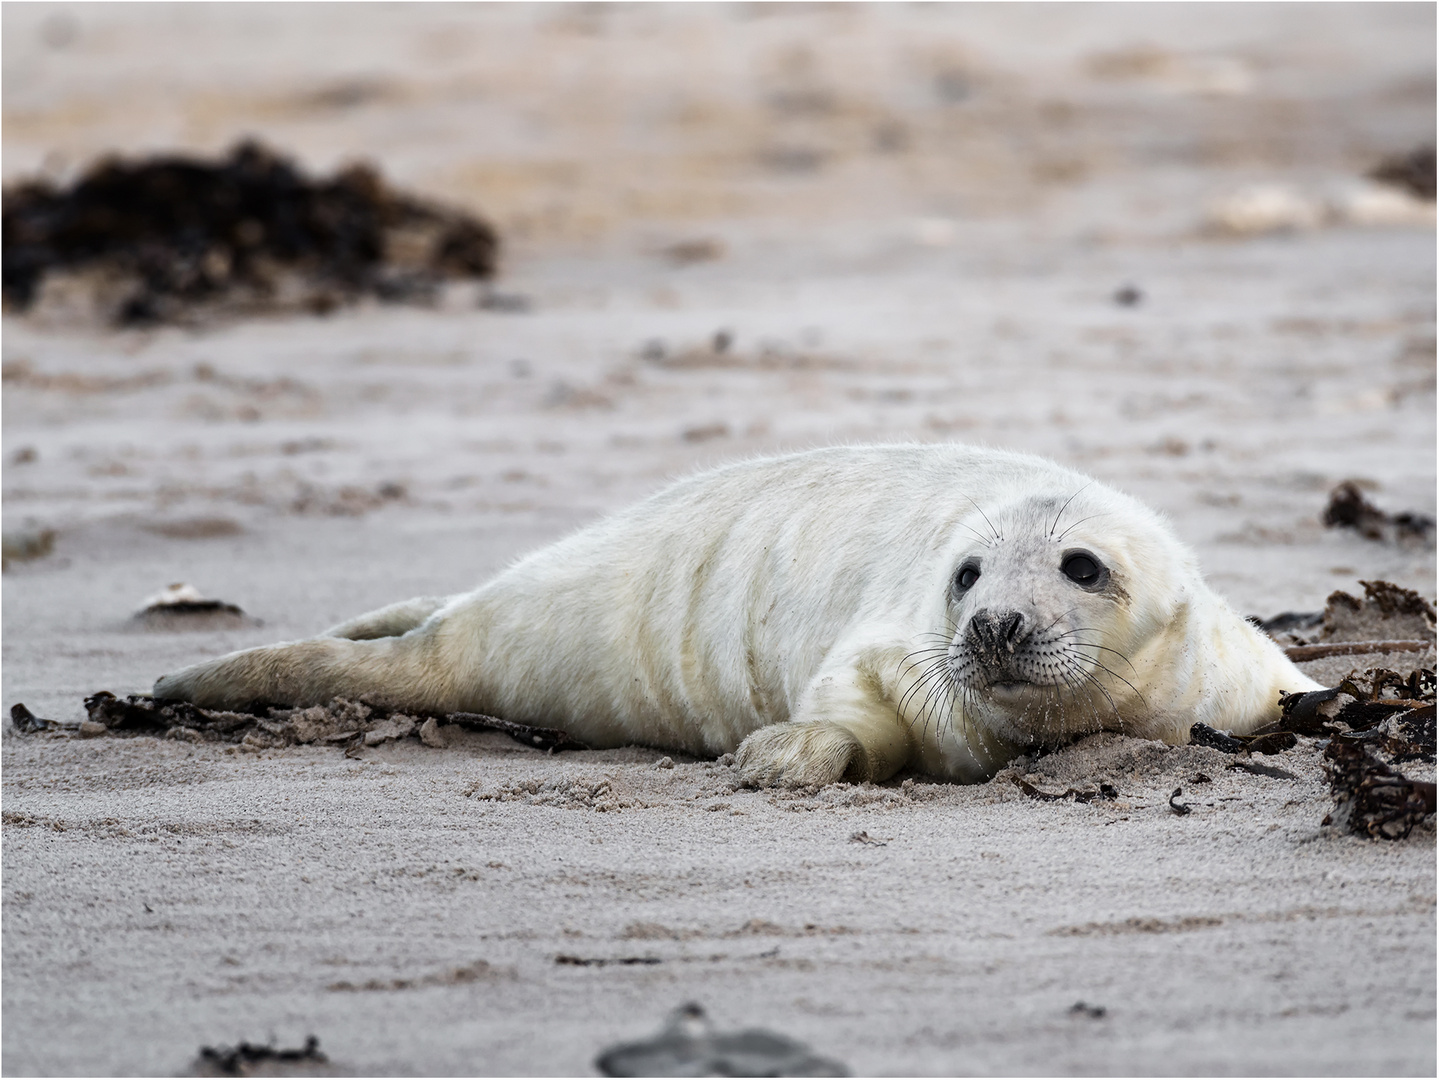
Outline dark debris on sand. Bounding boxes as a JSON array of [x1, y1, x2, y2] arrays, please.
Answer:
[[595, 1002, 848, 1078], [9, 693, 586, 754], [1321, 741, 1436, 840], [1217, 580, 1435, 839], [1278, 668, 1435, 758], [1368, 145, 1437, 201], [1190, 669, 1433, 838], [1281, 667, 1435, 840], [1254, 578, 1436, 650], [194, 1035, 330, 1077], [2, 140, 497, 325], [1322, 481, 1434, 544]]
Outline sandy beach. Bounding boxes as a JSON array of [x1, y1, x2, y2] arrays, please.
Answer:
[[2, 4, 1434, 1075]]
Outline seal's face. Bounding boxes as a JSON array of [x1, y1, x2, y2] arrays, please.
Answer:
[[938, 492, 1160, 747]]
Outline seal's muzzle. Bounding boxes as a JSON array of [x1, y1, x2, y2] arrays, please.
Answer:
[[966, 608, 1027, 669]]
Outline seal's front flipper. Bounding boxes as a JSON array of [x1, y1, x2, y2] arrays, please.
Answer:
[[734, 721, 867, 787], [735, 655, 915, 787]]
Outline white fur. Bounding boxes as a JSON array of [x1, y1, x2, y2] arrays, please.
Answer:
[[154, 445, 1322, 784]]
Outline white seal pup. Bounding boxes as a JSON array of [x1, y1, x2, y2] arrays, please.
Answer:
[[153, 444, 1322, 785]]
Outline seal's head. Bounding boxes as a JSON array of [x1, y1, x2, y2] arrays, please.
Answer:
[[940, 485, 1189, 747]]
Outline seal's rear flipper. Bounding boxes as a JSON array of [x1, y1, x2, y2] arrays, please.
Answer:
[[154, 627, 459, 714], [322, 595, 453, 640]]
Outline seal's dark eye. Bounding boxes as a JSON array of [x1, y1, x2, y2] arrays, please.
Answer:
[[955, 562, 980, 592], [1061, 552, 1103, 586]]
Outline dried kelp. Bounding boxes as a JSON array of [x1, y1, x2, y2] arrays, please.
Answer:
[[3, 140, 497, 325], [1, 528, 56, 571], [1270, 665, 1439, 838], [1278, 668, 1436, 763], [1284, 640, 1431, 661], [1255, 580, 1435, 651], [1342, 581, 1437, 626], [1186, 645, 1433, 839], [1322, 482, 1434, 544], [9, 693, 586, 754], [9, 703, 52, 734], [1188, 723, 1295, 756], [1226, 759, 1299, 781], [1254, 610, 1323, 638], [1369, 145, 1437, 201], [1321, 741, 1436, 840], [195, 1035, 328, 1077]]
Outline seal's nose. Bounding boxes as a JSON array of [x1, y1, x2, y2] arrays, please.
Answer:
[[969, 609, 1026, 657]]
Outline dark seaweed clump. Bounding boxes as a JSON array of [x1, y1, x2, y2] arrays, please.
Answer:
[[1323, 481, 1435, 544], [196, 1035, 327, 1077], [2, 139, 497, 325], [1369, 145, 1436, 201]]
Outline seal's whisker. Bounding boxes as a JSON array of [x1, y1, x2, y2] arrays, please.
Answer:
[[1055, 654, 1124, 727], [897, 646, 951, 676], [929, 672, 959, 742], [915, 664, 958, 740], [907, 673, 941, 743], [899, 667, 951, 725], [1076, 655, 1148, 707], [965, 497, 1003, 545], [1047, 481, 1094, 540], [1056, 512, 1107, 543], [1059, 668, 1120, 732], [926, 664, 961, 742], [1063, 638, 1139, 674], [897, 658, 953, 730], [917, 678, 946, 744], [1048, 681, 1084, 739], [1059, 666, 1106, 733], [954, 521, 997, 550], [909, 638, 955, 655], [1036, 608, 1082, 638], [913, 626, 959, 650]]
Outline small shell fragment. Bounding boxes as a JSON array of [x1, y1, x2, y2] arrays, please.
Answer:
[[131, 582, 251, 630]]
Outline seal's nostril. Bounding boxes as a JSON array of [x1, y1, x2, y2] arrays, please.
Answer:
[[968, 609, 994, 650], [1001, 612, 1024, 648]]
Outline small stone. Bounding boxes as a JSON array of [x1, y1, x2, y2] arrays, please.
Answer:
[[717, 753, 736, 767], [78, 720, 107, 738], [656, 756, 674, 770], [419, 717, 448, 749]]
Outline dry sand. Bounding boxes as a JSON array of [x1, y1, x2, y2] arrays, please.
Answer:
[[2, 4, 1435, 1076]]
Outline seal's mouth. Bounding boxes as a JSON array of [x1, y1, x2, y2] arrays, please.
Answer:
[[987, 679, 1038, 704]]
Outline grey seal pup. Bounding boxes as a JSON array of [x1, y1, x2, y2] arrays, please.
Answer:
[[154, 444, 1322, 785]]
